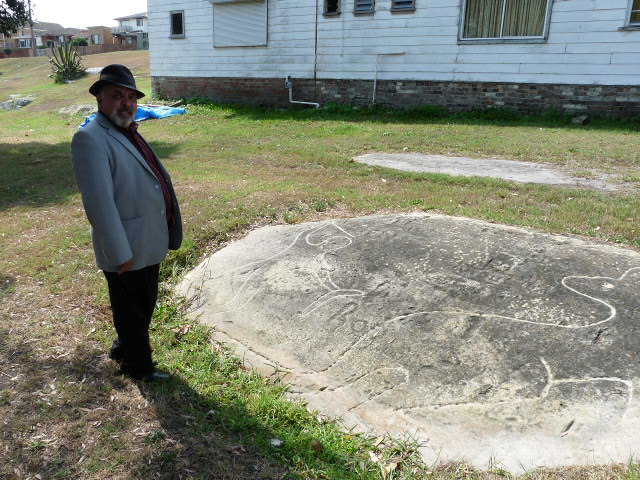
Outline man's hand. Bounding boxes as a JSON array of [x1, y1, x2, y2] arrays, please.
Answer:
[[118, 258, 134, 275]]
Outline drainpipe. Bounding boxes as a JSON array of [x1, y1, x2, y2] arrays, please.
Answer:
[[314, 0, 319, 81], [285, 76, 320, 108], [372, 51, 405, 105]]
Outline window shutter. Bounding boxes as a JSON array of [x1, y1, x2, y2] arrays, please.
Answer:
[[354, 0, 374, 14], [213, 0, 267, 47], [391, 0, 414, 11]]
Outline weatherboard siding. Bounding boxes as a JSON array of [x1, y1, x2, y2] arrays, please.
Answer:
[[149, 0, 640, 86]]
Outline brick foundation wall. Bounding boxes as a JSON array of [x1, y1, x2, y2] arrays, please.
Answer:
[[152, 76, 640, 118]]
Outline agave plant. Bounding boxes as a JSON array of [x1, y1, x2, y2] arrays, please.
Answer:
[[49, 43, 86, 84]]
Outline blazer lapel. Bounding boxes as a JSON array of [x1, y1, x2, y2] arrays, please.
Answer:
[[96, 113, 158, 180]]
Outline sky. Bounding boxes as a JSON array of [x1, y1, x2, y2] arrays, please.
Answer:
[[32, 0, 148, 29]]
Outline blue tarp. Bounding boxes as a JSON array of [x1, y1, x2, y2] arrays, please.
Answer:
[[80, 105, 187, 128]]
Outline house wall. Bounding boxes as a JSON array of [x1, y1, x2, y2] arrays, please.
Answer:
[[149, 0, 640, 114], [85, 27, 115, 45]]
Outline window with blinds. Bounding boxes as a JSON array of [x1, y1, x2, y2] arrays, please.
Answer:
[[391, 0, 415, 12], [630, 0, 640, 24], [462, 0, 550, 40], [354, 0, 374, 15]]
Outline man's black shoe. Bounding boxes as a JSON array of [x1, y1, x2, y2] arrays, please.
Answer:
[[118, 363, 169, 381]]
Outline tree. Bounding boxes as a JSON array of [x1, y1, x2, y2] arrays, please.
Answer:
[[0, 0, 29, 36]]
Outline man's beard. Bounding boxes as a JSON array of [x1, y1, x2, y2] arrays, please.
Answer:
[[108, 110, 135, 128]]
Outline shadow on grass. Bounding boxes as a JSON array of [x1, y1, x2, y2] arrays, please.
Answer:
[[0, 140, 182, 211], [133, 369, 291, 479], [186, 99, 640, 133], [0, 323, 289, 480]]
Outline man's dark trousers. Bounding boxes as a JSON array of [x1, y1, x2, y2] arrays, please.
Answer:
[[103, 264, 160, 378]]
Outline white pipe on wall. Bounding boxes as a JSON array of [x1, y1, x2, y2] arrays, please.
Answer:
[[285, 76, 320, 108]]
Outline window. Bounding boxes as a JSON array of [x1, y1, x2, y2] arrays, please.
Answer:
[[630, 0, 640, 25], [170, 11, 185, 38], [325, 0, 340, 16], [354, 0, 374, 15], [391, 0, 415, 12], [136, 18, 144, 27], [461, 0, 550, 41], [19, 38, 31, 48], [213, 0, 267, 48]]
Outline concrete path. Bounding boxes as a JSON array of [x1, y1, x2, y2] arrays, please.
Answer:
[[177, 214, 640, 472], [354, 153, 617, 191]]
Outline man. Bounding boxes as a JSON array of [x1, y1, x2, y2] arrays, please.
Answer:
[[71, 64, 182, 381]]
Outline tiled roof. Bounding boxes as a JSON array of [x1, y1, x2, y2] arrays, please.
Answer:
[[32, 21, 65, 34]]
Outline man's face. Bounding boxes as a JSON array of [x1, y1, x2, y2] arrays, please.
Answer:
[[97, 84, 138, 128]]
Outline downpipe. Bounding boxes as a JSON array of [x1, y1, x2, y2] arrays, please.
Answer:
[[285, 76, 320, 108]]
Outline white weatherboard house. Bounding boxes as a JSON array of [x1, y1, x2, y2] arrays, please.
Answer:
[[149, 0, 640, 116]]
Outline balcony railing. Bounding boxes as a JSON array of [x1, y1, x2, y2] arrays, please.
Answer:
[[112, 25, 147, 34]]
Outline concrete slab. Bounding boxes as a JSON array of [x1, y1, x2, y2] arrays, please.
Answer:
[[177, 214, 640, 472], [354, 153, 617, 191]]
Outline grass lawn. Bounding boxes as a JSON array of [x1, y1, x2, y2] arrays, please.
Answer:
[[1, 50, 639, 479]]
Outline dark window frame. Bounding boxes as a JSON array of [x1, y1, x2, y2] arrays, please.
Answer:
[[391, 0, 415, 13], [458, 0, 552, 44], [628, 0, 640, 25], [324, 0, 341, 16], [170, 10, 185, 39], [353, 0, 374, 15]]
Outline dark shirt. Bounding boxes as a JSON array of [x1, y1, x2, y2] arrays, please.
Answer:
[[116, 120, 175, 225]]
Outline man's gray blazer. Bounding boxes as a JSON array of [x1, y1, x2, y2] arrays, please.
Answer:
[[71, 112, 182, 272]]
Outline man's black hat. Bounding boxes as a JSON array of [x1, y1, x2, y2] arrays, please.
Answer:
[[89, 64, 145, 99]]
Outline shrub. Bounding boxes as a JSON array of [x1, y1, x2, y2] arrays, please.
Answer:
[[71, 38, 88, 47], [49, 43, 86, 83], [3, 48, 11, 55]]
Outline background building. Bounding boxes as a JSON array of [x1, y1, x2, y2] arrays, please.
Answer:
[[113, 12, 149, 49]]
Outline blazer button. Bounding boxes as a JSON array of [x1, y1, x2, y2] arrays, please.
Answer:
[[161, 209, 165, 215], [155, 185, 160, 189]]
